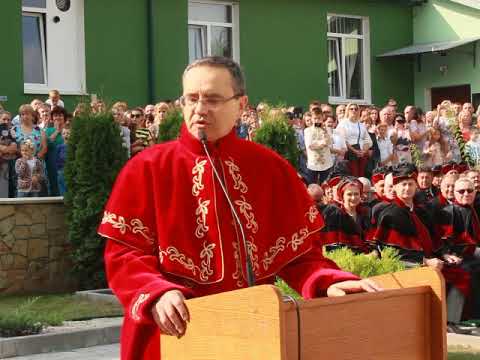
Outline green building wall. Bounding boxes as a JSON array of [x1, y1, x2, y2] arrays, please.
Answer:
[[413, 0, 480, 109], [0, 0, 414, 113]]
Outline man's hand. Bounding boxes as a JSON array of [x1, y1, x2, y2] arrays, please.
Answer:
[[443, 254, 463, 266], [151, 290, 190, 338], [326, 279, 383, 297], [424, 257, 444, 270]]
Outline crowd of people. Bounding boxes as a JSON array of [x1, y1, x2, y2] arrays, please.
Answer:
[[4, 85, 480, 332]]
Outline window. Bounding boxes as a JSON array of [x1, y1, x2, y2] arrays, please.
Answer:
[[188, 1, 239, 63], [22, 0, 86, 95], [22, 3, 47, 86], [327, 15, 371, 104]]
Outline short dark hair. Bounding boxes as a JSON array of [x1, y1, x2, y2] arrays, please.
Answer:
[[183, 56, 246, 95], [51, 106, 68, 118]]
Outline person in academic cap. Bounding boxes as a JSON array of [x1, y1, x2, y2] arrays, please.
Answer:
[[320, 177, 370, 254], [414, 165, 438, 205]]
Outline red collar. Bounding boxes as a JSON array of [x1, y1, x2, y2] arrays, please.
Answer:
[[178, 124, 239, 156]]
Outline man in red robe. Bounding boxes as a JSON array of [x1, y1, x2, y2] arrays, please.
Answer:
[[98, 56, 380, 360]]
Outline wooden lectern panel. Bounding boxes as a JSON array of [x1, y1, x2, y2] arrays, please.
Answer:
[[161, 268, 446, 360], [161, 285, 285, 360]]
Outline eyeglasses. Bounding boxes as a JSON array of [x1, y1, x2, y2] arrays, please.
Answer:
[[349, 107, 359, 111], [456, 189, 475, 194], [131, 113, 142, 118], [179, 94, 243, 110]]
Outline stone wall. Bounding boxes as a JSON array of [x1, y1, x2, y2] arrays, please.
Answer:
[[0, 197, 75, 294]]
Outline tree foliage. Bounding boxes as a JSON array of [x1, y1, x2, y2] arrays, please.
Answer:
[[157, 108, 184, 143], [64, 113, 128, 289], [253, 109, 299, 169]]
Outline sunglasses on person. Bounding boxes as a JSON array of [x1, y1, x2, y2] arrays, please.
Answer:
[[131, 113, 142, 118], [349, 107, 359, 111], [456, 188, 475, 194]]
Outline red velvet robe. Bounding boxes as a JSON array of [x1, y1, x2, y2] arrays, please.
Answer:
[[98, 126, 359, 360]]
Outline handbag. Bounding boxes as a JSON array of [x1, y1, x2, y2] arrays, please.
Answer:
[[345, 122, 362, 161]]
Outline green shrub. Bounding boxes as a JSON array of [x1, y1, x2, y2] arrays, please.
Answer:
[[64, 113, 128, 289], [275, 247, 408, 299], [325, 247, 408, 278], [0, 298, 44, 337], [157, 108, 183, 143], [253, 107, 299, 169]]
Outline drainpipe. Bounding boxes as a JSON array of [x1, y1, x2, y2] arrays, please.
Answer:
[[147, 0, 156, 104]]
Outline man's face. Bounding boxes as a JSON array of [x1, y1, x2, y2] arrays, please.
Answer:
[[453, 103, 462, 114], [145, 105, 155, 116], [182, 66, 247, 142], [394, 179, 417, 202], [463, 102, 474, 114], [454, 181, 476, 206], [374, 180, 385, 197], [441, 178, 455, 200], [384, 175, 395, 200], [417, 172, 433, 190], [322, 105, 333, 117], [467, 171, 480, 190]]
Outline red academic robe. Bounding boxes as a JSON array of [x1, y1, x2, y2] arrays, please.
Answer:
[[99, 126, 359, 360]]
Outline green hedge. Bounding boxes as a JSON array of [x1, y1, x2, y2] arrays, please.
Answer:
[[253, 110, 299, 170], [156, 108, 183, 143], [276, 247, 408, 299], [64, 113, 128, 289]]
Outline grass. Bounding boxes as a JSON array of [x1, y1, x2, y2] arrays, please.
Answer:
[[448, 347, 480, 359], [0, 293, 123, 337]]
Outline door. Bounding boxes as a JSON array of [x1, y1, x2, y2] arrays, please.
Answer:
[[46, 0, 85, 94], [431, 84, 471, 108]]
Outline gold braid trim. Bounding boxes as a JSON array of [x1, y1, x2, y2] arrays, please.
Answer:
[[262, 227, 312, 271], [192, 158, 207, 196], [224, 157, 248, 193], [307, 205, 319, 223], [159, 242, 216, 282], [195, 198, 210, 238], [234, 195, 259, 234], [131, 293, 151, 321], [101, 211, 155, 244]]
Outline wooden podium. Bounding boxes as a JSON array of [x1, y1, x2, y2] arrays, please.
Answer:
[[161, 267, 446, 359]]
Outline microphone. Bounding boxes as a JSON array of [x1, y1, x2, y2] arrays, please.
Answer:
[[199, 129, 256, 287]]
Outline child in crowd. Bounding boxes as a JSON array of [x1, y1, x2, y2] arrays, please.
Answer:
[[15, 140, 45, 198], [56, 127, 70, 196], [466, 127, 480, 167], [45, 89, 65, 109], [423, 127, 447, 167], [376, 123, 394, 166]]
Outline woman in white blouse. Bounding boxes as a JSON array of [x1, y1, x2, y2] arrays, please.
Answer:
[[336, 103, 373, 177]]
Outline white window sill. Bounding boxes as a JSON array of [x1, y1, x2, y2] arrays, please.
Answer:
[[24, 85, 87, 96], [328, 97, 371, 106]]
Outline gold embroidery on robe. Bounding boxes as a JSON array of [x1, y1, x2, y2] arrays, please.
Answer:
[[262, 227, 316, 270], [131, 293, 151, 321], [307, 205, 319, 223], [234, 195, 259, 234], [192, 158, 207, 196], [224, 157, 248, 193], [101, 211, 155, 244], [158, 242, 216, 282], [195, 198, 210, 238]]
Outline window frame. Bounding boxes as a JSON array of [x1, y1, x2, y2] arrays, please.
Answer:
[[22, 1, 87, 95], [327, 13, 371, 105], [22, 7, 48, 92], [188, 0, 240, 62]]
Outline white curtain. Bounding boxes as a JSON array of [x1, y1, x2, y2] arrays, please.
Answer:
[[345, 38, 359, 99], [188, 25, 207, 63], [328, 38, 342, 97]]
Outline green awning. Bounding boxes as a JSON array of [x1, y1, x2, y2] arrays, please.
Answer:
[[377, 36, 480, 57]]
